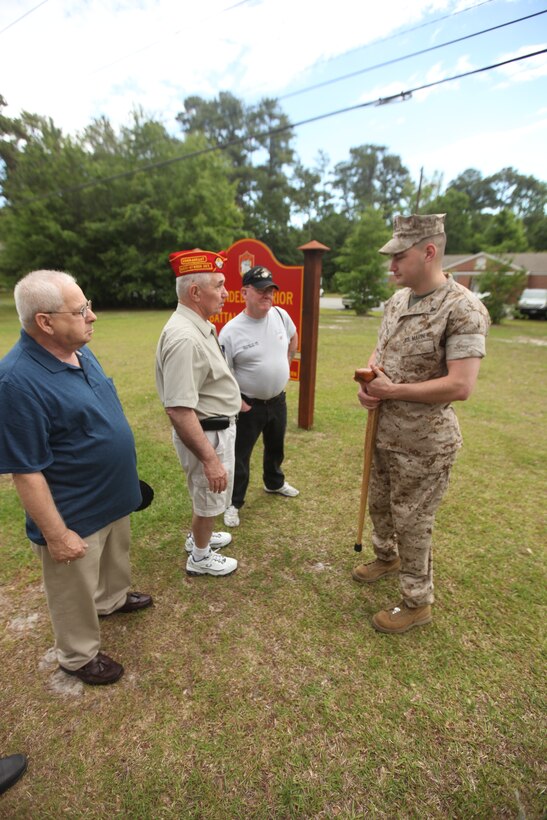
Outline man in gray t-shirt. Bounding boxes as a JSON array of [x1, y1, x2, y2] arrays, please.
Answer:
[[219, 266, 299, 527]]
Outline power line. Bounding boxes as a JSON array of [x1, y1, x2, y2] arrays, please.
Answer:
[[0, 0, 48, 36], [82, 4, 542, 165], [296, 0, 496, 75], [15, 47, 547, 205], [90, 0, 253, 76], [279, 8, 547, 101], [89, 0, 495, 86]]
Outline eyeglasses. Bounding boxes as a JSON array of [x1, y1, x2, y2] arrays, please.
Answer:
[[46, 300, 93, 318]]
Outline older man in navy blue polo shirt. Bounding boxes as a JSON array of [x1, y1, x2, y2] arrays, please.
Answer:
[[0, 270, 152, 685]]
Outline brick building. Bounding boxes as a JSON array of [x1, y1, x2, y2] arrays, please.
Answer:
[[442, 252, 547, 292]]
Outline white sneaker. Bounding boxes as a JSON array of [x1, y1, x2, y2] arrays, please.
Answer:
[[185, 531, 232, 554], [264, 481, 300, 497], [223, 505, 240, 527], [186, 552, 238, 577]]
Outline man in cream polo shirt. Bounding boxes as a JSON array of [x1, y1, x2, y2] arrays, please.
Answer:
[[156, 249, 241, 577]]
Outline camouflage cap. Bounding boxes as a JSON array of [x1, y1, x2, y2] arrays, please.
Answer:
[[379, 213, 446, 255]]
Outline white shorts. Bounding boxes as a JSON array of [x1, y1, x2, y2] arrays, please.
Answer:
[[173, 423, 236, 517]]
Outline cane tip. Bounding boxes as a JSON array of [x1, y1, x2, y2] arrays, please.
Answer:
[[354, 543, 362, 552]]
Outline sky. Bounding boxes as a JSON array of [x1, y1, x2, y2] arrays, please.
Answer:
[[1, 0, 547, 192]]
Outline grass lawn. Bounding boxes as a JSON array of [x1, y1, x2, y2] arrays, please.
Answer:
[[0, 298, 545, 818]]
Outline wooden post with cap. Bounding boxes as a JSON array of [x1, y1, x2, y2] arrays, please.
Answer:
[[297, 240, 330, 430]]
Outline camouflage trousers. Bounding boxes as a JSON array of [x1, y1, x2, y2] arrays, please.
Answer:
[[369, 447, 458, 607]]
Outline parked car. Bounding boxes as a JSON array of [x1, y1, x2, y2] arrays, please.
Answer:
[[342, 297, 354, 309], [517, 288, 547, 319]]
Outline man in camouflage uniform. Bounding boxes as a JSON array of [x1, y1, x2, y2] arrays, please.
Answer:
[[353, 214, 490, 633]]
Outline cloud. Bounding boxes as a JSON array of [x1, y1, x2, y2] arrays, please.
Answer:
[[0, 0, 469, 133], [407, 116, 547, 181], [494, 44, 547, 88], [1, 0, 545, 184]]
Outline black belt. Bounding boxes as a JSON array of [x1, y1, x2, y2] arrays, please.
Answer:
[[241, 391, 285, 406], [199, 415, 233, 431]]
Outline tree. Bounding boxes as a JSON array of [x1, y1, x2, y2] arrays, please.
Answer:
[[448, 167, 546, 243], [334, 207, 392, 314], [291, 151, 333, 228], [525, 214, 547, 250], [243, 98, 296, 258], [176, 93, 299, 262], [291, 151, 350, 285], [177, 92, 248, 170], [0, 108, 243, 306], [0, 95, 32, 174], [448, 168, 495, 212], [333, 144, 413, 218], [296, 209, 353, 290], [412, 169, 444, 212], [0, 107, 92, 279], [2, 93, 545, 305], [77, 119, 243, 306], [486, 167, 547, 218], [482, 209, 528, 254], [477, 262, 527, 324], [427, 188, 474, 253]]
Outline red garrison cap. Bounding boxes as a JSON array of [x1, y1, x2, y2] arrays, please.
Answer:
[[168, 248, 227, 277]]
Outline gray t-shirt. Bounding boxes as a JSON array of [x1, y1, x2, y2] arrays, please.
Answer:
[[219, 307, 296, 400]]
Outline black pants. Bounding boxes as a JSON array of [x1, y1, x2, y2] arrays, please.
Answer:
[[231, 392, 287, 509]]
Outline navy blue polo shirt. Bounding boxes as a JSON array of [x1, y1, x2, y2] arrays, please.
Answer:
[[0, 331, 141, 545]]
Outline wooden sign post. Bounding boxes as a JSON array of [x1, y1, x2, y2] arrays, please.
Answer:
[[297, 240, 330, 430]]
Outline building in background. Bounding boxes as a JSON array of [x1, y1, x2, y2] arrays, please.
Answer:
[[444, 252, 547, 292]]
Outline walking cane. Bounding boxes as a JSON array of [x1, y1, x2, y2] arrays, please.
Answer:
[[353, 368, 381, 552]]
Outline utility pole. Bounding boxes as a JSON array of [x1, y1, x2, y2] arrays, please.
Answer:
[[415, 166, 424, 213]]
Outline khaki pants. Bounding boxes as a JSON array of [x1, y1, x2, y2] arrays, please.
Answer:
[[369, 449, 458, 607], [32, 516, 131, 670]]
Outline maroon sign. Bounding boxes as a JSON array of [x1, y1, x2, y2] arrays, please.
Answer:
[[211, 238, 304, 380]]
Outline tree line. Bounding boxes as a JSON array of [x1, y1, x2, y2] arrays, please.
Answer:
[[1, 91, 546, 308]]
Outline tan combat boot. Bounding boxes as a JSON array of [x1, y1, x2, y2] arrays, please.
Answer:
[[372, 601, 432, 634], [352, 557, 401, 583]]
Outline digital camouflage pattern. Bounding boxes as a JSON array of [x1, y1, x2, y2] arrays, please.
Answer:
[[375, 275, 490, 456], [367, 274, 490, 606], [369, 448, 458, 606], [378, 213, 446, 255]]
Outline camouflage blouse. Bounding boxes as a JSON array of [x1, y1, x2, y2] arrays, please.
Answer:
[[375, 275, 490, 456]]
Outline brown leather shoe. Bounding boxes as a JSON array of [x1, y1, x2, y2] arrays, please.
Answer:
[[60, 652, 124, 685], [352, 557, 401, 583], [101, 591, 153, 616], [372, 601, 432, 634]]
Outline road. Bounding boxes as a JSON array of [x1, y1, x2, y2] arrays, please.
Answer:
[[319, 297, 384, 312], [319, 297, 345, 310]]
